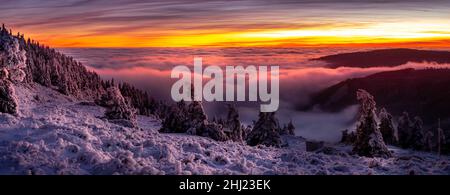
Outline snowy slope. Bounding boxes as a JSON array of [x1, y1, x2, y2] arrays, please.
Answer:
[[0, 84, 449, 175]]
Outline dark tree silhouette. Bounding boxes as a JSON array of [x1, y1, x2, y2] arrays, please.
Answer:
[[353, 89, 391, 157], [397, 112, 413, 148], [246, 112, 282, 147], [0, 26, 27, 115], [378, 108, 397, 145]]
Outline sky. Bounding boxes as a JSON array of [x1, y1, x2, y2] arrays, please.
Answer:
[[1, 0, 450, 47]]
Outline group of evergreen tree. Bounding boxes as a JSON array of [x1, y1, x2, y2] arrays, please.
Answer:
[[342, 89, 449, 155], [2, 24, 299, 148], [101, 86, 138, 128], [352, 89, 391, 157], [159, 95, 296, 147], [159, 97, 229, 141], [102, 79, 158, 116], [0, 25, 159, 118], [375, 109, 447, 154], [397, 112, 447, 154], [0, 25, 27, 115]]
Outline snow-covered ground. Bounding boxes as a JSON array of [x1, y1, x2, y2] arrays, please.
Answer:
[[0, 84, 449, 175]]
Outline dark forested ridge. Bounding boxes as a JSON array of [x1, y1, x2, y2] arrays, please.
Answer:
[[307, 68, 450, 125], [314, 48, 450, 68]]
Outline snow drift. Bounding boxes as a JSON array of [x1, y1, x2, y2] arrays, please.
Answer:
[[0, 84, 449, 175]]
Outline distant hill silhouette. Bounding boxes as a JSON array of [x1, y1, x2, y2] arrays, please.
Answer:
[[313, 48, 450, 68], [306, 68, 450, 127]]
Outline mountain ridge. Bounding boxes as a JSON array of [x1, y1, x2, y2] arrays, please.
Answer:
[[313, 48, 450, 68], [306, 68, 450, 126]]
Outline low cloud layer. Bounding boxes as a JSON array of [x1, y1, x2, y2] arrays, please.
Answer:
[[59, 47, 450, 142]]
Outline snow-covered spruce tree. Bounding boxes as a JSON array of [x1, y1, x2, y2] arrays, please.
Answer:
[[159, 99, 229, 141], [0, 27, 27, 115], [0, 70, 19, 115], [1, 25, 157, 118], [340, 129, 356, 144], [200, 122, 229, 141], [410, 116, 425, 150], [397, 112, 413, 148], [437, 119, 446, 156], [98, 79, 155, 116], [189, 100, 229, 141], [185, 85, 228, 141], [378, 108, 397, 145], [287, 120, 295, 135], [353, 89, 391, 157], [246, 112, 282, 147], [242, 124, 253, 140], [119, 82, 153, 116], [102, 86, 137, 128], [0, 29, 27, 83], [159, 100, 190, 133], [279, 120, 295, 135], [423, 128, 434, 152], [186, 99, 208, 131], [223, 104, 244, 142]]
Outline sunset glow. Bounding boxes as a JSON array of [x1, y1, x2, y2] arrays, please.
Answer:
[[2, 0, 450, 47]]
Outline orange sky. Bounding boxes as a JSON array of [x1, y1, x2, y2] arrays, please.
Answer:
[[2, 0, 450, 48]]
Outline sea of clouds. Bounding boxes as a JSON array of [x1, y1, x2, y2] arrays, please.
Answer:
[[59, 47, 450, 142]]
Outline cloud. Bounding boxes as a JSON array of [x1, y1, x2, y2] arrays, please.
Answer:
[[2, 0, 450, 47], [58, 47, 450, 141]]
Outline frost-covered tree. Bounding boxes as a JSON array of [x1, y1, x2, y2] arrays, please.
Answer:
[[0, 27, 27, 115], [199, 123, 228, 141], [353, 89, 391, 157], [242, 124, 252, 140], [186, 100, 208, 131], [279, 120, 295, 135], [223, 104, 243, 142], [0, 30, 26, 83], [0, 25, 161, 119], [159, 101, 190, 133], [188, 100, 230, 141], [423, 128, 434, 152], [18, 25, 158, 115], [103, 86, 137, 128], [246, 112, 282, 147], [437, 119, 446, 156], [340, 129, 356, 144], [397, 112, 413, 148], [119, 82, 154, 116], [410, 116, 425, 150], [0, 74, 19, 115], [287, 121, 295, 135], [378, 108, 397, 145], [159, 99, 230, 141]]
